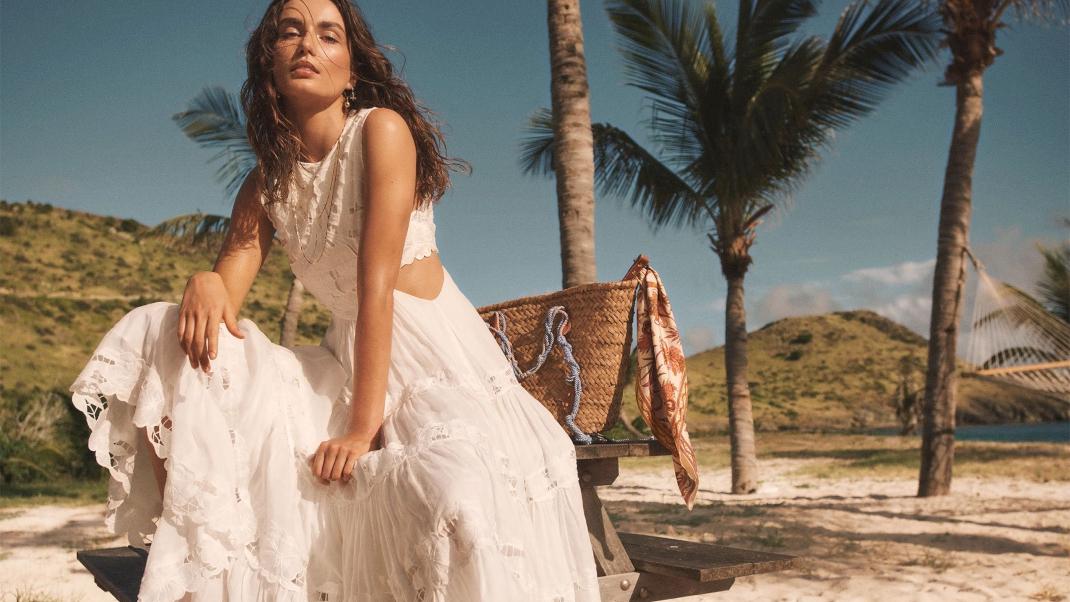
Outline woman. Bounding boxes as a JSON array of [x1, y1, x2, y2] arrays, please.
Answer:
[[69, 0, 602, 599]]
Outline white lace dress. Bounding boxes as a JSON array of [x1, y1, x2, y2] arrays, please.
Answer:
[[69, 106, 602, 601]]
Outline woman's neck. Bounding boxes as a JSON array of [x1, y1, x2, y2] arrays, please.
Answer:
[[286, 101, 348, 163]]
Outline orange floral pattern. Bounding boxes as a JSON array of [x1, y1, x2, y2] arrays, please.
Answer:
[[626, 256, 700, 510]]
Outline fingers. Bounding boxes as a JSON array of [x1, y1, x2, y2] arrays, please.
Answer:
[[311, 441, 364, 483], [224, 310, 245, 339], [340, 455, 358, 483], [321, 444, 339, 481], [329, 450, 351, 481], [207, 315, 220, 362], [192, 315, 209, 372]]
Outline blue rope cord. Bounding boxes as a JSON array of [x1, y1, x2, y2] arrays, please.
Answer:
[[488, 307, 593, 444]]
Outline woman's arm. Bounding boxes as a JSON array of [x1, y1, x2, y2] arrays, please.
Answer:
[[178, 171, 274, 370], [312, 107, 417, 482], [213, 171, 275, 312]]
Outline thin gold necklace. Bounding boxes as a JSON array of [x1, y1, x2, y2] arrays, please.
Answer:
[[294, 113, 352, 264]]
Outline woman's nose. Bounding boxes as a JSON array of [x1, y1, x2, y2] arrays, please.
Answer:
[[301, 30, 318, 55]]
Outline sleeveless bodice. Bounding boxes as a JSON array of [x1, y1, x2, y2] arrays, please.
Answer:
[[261, 107, 438, 320]]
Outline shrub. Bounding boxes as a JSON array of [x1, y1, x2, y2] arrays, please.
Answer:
[[0, 215, 17, 236]]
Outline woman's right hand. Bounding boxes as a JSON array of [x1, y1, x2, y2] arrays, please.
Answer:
[[178, 271, 244, 373]]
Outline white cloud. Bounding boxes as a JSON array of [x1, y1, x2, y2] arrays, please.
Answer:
[[683, 325, 718, 355], [867, 294, 933, 335], [843, 258, 936, 286], [751, 282, 841, 328]]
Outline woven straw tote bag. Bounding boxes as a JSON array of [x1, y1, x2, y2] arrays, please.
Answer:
[[476, 255, 650, 443]]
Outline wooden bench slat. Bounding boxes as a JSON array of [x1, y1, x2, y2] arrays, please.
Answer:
[[619, 532, 797, 582], [574, 438, 671, 460]]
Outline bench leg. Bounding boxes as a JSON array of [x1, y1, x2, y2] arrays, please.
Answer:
[[578, 457, 635, 576]]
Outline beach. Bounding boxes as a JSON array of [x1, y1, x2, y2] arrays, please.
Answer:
[[1, 434, 1067, 601]]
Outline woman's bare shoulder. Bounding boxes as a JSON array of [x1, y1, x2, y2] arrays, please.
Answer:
[[361, 107, 415, 162]]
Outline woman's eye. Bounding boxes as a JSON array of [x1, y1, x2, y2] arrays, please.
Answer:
[[322, 36, 339, 43]]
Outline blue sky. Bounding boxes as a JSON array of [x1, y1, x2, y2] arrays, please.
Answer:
[[2, 1, 1067, 355]]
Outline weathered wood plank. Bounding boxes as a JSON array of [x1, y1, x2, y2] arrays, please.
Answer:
[[581, 482, 636, 575], [574, 438, 671, 460], [76, 546, 145, 602], [619, 532, 797, 582]]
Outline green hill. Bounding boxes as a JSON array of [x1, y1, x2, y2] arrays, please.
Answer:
[[674, 309, 1068, 435], [0, 199, 334, 397], [0, 198, 1065, 475]]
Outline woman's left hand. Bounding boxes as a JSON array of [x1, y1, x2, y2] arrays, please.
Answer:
[[311, 432, 380, 484]]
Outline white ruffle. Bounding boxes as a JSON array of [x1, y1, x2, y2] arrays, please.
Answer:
[[69, 302, 347, 601]]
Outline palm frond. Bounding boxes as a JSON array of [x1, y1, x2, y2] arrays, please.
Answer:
[[605, 0, 711, 112], [518, 107, 707, 232], [150, 212, 231, 250], [171, 86, 256, 200], [1036, 241, 1070, 322], [810, 0, 942, 129], [733, 0, 819, 114]]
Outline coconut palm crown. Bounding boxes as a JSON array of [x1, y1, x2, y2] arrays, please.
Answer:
[[519, 0, 942, 493]]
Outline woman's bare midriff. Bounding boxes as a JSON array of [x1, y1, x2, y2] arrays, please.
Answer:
[[394, 251, 444, 300]]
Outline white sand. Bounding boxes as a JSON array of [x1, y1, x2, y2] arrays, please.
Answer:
[[1, 459, 1067, 601], [0, 504, 124, 602], [600, 459, 1070, 602]]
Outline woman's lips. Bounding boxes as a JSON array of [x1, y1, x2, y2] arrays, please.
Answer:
[[291, 67, 318, 77]]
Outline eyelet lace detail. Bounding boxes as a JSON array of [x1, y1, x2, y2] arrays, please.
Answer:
[[68, 304, 335, 600], [262, 106, 440, 320]]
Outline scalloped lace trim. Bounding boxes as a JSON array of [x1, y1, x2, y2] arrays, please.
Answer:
[[72, 343, 588, 601], [69, 343, 315, 598]]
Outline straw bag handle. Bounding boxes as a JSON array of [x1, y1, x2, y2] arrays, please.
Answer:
[[486, 307, 597, 444]]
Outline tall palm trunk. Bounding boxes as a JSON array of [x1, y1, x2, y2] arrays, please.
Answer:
[[719, 233, 759, 494], [547, 0, 597, 288], [918, 70, 983, 496], [723, 270, 758, 493], [280, 276, 305, 348]]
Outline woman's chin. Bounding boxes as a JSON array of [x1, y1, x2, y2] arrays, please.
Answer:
[[279, 88, 340, 110]]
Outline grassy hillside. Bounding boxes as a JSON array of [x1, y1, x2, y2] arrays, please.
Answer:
[[0, 199, 334, 396], [672, 310, 1068, 435], [1, 198, 1065, 462]]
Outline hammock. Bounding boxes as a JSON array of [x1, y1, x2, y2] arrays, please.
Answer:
[[963, 247, 1070, 399]]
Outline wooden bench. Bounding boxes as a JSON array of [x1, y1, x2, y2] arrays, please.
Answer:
[[576, 438, 796, 601], [78, 438, 797, 601]]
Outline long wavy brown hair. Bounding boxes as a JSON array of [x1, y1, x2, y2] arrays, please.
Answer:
[[241, 0, 470, 211]]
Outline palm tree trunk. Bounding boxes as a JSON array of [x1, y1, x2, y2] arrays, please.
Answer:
[[724, 271, 758, 493], [280, 275, 305, 348], [547, 0, 597, 288], [918, 70, 983, 497]]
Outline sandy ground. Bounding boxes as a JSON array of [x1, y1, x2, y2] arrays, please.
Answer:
[[601, 459, 1070, 602], [1, 459, 1067, 601], [0, 504, 124, 602]]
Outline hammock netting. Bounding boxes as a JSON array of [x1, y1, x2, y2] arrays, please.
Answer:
[[963, 252, 1070, 400]]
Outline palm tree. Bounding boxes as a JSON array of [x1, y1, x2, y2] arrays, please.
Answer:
[[916, 0, 1068, 497], [547, 0, 599, 288], [1035, 220, 1069, 322], [166, 86, 307, 348], [520, 0, 941, 493]]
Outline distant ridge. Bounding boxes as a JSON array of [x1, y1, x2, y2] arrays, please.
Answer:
[[2, 199, 1065, 432]]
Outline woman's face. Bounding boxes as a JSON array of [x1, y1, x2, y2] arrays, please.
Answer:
[[271, 0, 353, 112]]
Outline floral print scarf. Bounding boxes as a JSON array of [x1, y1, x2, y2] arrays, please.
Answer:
[[625, 255, 700, 510]]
